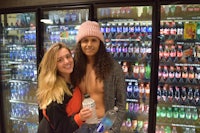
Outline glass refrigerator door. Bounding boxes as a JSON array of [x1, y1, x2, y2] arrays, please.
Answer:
[[41, 8, 89, 52], [0, 13, 38, 133], [157, 4, 200, 133], [97, 6, 152, 133]]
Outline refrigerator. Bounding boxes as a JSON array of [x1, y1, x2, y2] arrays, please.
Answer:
[[95, 4, 153, 133], [156, 3, 200, 133], [40, 6, 90, 53], [0, 6, 91, 133], [0, 11, 38, 133]]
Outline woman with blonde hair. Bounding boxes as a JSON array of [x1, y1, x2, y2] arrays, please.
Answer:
[[37, 42, 91, 133]]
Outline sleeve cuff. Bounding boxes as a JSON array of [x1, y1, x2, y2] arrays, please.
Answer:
[[74, 114, 84, 127]]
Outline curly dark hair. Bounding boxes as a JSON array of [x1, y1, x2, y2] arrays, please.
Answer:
[[71, 41, 114, 85]]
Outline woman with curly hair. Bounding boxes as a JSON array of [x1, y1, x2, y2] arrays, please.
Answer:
[[72, 21, 126, 133]]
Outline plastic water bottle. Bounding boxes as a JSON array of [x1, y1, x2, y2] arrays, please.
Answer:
[[94, 106, 118, 133], [82, 94, 98, 124]]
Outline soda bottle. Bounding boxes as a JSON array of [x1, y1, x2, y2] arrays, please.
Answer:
[[187, 87, 194, 104], [162, 66, 169, 82], [159, 45, 164, 61], [175, 66, 181, 83], [161, 86, 168, 102], [139, 63, 145, 79], [171, 126, 178, 133], [94, 107, 118, 133], [168, 66, 175, 82], [157, 86, 162, 102], [189, 66, 195, 83], [174, 86, 180, 103], [172, 107, 179, 123], [126, 82, 133, 99], [168, 86, 174, 103], [166, 107, 172, 123], [145, 63, 151, 80], [82, 94, 98, 124], [193, 88, 200, 105]]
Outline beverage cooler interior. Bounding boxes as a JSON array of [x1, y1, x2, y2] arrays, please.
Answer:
[[96, 5, 152, 133], [42, 8, 89, 52], [157, 4, 200, 133], [0, 13, 38, 133]]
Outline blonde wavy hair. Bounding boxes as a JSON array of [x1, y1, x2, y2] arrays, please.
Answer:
[[36, 43, 72, 109]]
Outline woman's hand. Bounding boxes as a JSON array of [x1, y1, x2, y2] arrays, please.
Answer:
[[79, 108, 92, 121]]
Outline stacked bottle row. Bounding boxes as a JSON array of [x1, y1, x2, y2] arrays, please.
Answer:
[[159, 41, 200, 63], [47, 9, 89, 25], [47, 25, 77, 44], [158, 65, 200, 84], [156, 125, 178, 133], [121, 119, 148, 133], [4, 29, 36, 45], [10, 81, 37, 102], [156, 106, 199, 125], [121, 61, 151, 80], [106, 41, 151, 60], [101, 22, 152, 42], [9, 46, 36, 62], [160, 21, 200, 41], [157, 85, 200, 105], [126, 102, 149, 116], [2, 13, 35, 28], [11, 63, 37, 82], [11, 120, 38, 133], [156, 125, 198, 133], [98, 6, 152, 20], [161, 5, 200, 19], [126, 80, 150, 102], [10, 102, 38, 121]]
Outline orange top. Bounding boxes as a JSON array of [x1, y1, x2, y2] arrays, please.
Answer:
[[43, 87, 83, 127]]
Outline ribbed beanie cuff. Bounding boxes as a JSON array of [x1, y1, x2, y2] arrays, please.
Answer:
[[76, 21, 104, 43]]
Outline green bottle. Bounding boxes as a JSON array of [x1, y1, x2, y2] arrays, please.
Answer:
[[145, 63, 151, 79]]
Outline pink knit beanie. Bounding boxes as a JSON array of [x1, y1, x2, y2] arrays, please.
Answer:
[[76, 21, 104, 43]]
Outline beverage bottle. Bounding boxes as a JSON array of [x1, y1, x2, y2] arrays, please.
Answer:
[[158, 66, 164, 82], [139, 63, 145, 79], [126, 82, 133, 99], [145, 63, 151, 80], [157, 86, 162, 102], [188, 66, 195, 83], [82, 94, 98, 124], [162, 65, 169, 82], [193, 88, 200, 105], [175, 66, 181, 83], [94, 107, 118, 133], [171, 126, 178, 133], [168, 86, 174, 103], [176, 45, 183, 61], [187, 87, 194, 104], [161, 86, 168, 102], [174, 86, 180, 103], [166, 107, 172, 123], [168, 66, 175, 82], [139, 83, 146, 102]]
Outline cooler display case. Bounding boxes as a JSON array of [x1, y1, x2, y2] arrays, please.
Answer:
[[156, 4, 200, 133], [96, 5, 153, 133], [0, 12, 38, 133], [41, 7, 89, 52]]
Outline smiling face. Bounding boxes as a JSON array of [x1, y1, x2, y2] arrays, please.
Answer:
[[80, 36, 100, 58], [56, 48, 74, 78]]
